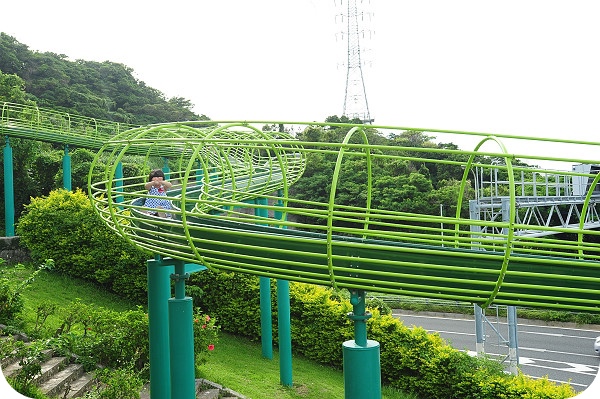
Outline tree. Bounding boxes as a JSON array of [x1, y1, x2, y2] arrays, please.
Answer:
[[0, 70, 30, 104], [0, 34, 209, 124]]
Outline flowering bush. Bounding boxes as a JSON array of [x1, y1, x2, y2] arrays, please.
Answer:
[[193, 308, 220, 370]]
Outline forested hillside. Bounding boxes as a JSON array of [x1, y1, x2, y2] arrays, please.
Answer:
[[0, 32, 486, 234], [0, 32, 208, 124], [0, 33, 216, 231]]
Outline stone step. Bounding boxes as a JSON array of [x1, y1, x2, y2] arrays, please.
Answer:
[[0, 347, 53, 370], [1, 360, 22, 379], [60, 372, 96, 399], [0, 355, 10, 369], [197, 388, 221, 399], [38, 362, 84, 397], [34, 355, 70, 385], [195, 378, 248, 399]]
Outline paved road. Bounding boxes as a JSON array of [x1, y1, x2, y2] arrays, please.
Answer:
[[393, 311, 600, 394]]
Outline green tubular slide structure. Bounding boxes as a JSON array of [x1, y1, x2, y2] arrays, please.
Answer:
[[86, 121, 600, 313], [4, 101, 600, 398], [2, 101, 599, 312]]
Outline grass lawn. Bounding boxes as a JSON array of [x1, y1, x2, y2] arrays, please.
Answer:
[[1, 263, 137, 336], [200, 333, 413, 399], [2, 262, 416, 399]]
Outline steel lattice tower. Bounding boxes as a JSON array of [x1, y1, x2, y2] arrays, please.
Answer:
[[339, 0, 374, 123]]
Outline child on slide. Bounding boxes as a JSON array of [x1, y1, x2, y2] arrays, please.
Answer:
[[144, 169, 173, 218]]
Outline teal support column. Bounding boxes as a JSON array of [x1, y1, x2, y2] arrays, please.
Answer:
[[259, 277, 273, 359], [195, 161, 203, 183], [169, 260, 195, 399], [256, 197, 273, 359], [343, 290, 381, 399], [275, 194, 293, 386], [3, 137, 14, 237], [62, 145, 72, 190], [115, 162, 123, 203], [162, 158, 170, 177], [147, 256, 172, 399], [276, 279, 292, 386]]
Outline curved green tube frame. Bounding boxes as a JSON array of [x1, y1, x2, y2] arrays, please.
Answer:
[[2, 102, 600, 312]]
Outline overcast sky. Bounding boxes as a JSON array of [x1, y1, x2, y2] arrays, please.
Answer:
[[4, 1, 600, 171], [2, 0, 598, 130], [1, 2, 600, 397]]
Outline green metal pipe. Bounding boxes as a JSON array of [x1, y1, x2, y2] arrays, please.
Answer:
[[343, 290, 381, 399], [168, 261, 196, 399], [147, 257, 172, 399], [256, 197, 273, 360], [343, 340, 381, 399], [275, 194, 293, 386], [115, 162, 123, 203], [349, 290, 369, 347], [3, 137, 14, 236], [163, 157, 170, 176], [277, 279, 292, 386], [169, 295, 195, 399], [63, 144, 72, 190], [172, 260, 188, 300], [259, 280, 273, 360]]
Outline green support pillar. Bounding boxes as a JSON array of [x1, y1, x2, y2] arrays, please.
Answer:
[[63, 145, 72, 190], [115, 162, 123, 203], [169, 260, 195, 399], [275, 194, 293, 386], [163, 158, 170, 177], [343, 290, 381, 399], [3, 137, 14, 237], [259, 277, 273, 359], [147, 256, 172, 399], [195, 161, 203, 183], [256, 197, 273, 359], [276, 279, 292, 386]]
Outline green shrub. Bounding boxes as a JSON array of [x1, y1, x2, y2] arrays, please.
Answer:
[[190, 271, 576, 399], [5, 377, 48, 399], [0, 261, 50, 325], [288, 283, 353, 367], [193, 309, 220, 371], [3, 339, 48, 397], [0, 277, 24, 324], [93, 366, 144, 399], [190, 270, 262, 338], [50, 301, 150, 372], [16, 189, 150, 302]]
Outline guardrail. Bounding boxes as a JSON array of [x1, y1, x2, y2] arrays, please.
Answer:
[[0, 101, 137, 148]]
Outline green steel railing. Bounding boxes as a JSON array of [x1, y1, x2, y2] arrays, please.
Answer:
[[1, 101, 137, 148], [86, 121, 600, 313]]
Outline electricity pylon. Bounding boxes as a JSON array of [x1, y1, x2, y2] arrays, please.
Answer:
[[337, 0, 374, 124]]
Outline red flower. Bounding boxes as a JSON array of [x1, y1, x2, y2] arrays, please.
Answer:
[[205, 315, 211, 322], [202, 324, 207, 329], [208, 344, 215, 351], [194, 318, 199, 323]]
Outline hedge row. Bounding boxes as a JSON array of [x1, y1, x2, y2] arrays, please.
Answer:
[[190, 270, 576, 399], [16, 189, 150, 303], [16, 190, 577, 399]]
